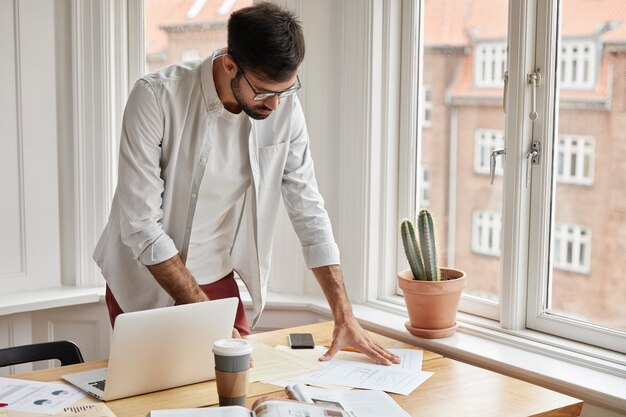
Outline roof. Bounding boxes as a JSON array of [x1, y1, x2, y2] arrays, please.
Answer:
[[425, 0, 626, 45], [437, 0, 626, 102], [145, 0, 250, 56]]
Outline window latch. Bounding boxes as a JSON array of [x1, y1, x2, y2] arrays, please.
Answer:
[[525, 141, 541, 188], [502, 71, 509, 114], [528, 69, 542, 121], [490, 148, 506, 184]]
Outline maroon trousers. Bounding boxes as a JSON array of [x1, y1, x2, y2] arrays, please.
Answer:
[[105, 271, 251, 336]]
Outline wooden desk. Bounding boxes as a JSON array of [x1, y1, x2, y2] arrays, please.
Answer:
[[10, 321, 583, 417]]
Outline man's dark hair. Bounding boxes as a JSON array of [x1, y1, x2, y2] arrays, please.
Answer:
[[227, 2, 305, 82]]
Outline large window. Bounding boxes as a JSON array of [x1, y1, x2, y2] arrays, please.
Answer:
[[397, 0, 625, 353]]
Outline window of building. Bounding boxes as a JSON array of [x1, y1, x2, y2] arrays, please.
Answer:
[[422, 85, 432, 128], [559, 40, 595, 89], [419, 166, 430, 208], [555, 135, 594, 185], [474, 129, 505, 175], [182, 49, 200, 61], [474, 42, 507, 87], [552, 223, 591, 274], [472, 211, 502, 256]]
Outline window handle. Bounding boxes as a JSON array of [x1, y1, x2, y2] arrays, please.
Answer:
[[503, 71, 508, 114], [528, 70, 542, 121], [525, 141, 541, 188], [490, 148, 506, 184]]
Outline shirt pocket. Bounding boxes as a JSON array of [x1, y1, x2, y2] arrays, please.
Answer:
[[257, 142, 289, 189]]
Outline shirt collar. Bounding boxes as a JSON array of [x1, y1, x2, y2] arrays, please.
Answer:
[[200, 49, 227, 116]]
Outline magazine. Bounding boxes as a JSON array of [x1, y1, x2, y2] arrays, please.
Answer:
[[147, 399, 350, 417], [285, 384, 410, 417]]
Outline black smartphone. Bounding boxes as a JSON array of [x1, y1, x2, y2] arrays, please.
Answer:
[[288, 332, 315, 349]]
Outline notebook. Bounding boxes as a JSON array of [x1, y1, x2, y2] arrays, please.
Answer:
[[62, 297, 238, 401]]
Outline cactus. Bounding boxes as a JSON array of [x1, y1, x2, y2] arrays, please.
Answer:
[[400, 209, 441, 281]]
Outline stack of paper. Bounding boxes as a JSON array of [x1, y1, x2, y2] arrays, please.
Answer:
[[247, 343, 433, 395]]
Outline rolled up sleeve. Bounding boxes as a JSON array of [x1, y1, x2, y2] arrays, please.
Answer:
[[117, 79, 178, 265]]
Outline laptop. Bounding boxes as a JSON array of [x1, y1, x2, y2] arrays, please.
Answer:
[[62, 297, 238, 401]]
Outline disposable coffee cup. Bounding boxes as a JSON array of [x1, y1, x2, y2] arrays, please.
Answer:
[[212, 338, 253, 407]]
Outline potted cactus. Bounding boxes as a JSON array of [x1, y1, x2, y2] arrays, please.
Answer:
[[398, 209, 466, 338]]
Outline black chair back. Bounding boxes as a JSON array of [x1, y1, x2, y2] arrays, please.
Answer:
[[0, 341, 84, 367]]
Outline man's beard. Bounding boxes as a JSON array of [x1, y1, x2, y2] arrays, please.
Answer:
[[231, 76, 273, 120]]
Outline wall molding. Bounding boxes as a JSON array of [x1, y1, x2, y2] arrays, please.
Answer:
[[71, 0, 128, 287]]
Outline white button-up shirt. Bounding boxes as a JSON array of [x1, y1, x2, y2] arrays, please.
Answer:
[[93, 51, 340, 326]]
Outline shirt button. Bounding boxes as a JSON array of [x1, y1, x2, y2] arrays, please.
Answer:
[[185, 228, 191, 234], [209, 121, 215, 127], [200, 156, 207, 164], [191, 193, 197, 199]]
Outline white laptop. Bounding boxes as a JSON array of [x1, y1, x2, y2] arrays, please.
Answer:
[[62, 297, 238, 401]]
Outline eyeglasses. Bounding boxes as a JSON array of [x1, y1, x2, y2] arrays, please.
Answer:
[[237, 66, 301, 101]]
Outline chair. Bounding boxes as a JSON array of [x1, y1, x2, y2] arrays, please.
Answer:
[[0, 340, 84, 368]]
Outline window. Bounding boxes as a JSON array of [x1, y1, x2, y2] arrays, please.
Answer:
[[552, 223, 591, 274], [474, 129, 505, 175], [475, 42, 507, 87], [472, 211, 502, 256], [555, 135, 594, 185], [394, 0, 625, 352], [182, 49, 200, 61], [559, 40, 595, 89], [419, 166, 430, 207]]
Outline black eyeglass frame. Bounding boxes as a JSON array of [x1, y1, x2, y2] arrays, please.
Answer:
[[235, 64, 301, 101]]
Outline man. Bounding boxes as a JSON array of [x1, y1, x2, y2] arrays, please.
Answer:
[[94, 2, 399, 366]]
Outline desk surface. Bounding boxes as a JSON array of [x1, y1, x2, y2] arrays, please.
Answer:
[[10, 321, 583, 417]]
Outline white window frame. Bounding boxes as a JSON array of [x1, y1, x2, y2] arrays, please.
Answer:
[[474, 129, 505, 175], [472, 211, 502, 257], [552, 222, 591, 274], [527, 0, 624, 353], [559, 39, 596, 89], [391, 0, 625, 354], [555, 134, 594, 185], [474, 41, 508, 87]]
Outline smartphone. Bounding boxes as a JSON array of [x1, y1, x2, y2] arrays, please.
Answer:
[[288, 333, 315, 349]]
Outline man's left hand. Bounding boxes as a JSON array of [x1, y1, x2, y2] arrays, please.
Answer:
[[319, 316, 400, 366]]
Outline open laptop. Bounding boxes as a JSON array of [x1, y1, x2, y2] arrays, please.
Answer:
[[62, 297, 238, 401]]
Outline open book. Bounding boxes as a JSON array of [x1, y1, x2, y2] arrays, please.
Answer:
[[285, 384, 410, 417], [147, 399, 350, 417]]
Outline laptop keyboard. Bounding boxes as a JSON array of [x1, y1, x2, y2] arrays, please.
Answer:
[[88, 380, 106, 391]]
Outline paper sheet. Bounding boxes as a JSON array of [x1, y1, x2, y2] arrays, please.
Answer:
[[293, 360, 433, 395], [0, 377, 84, 415], [249, 343, 322, 383], [275, 346, 424, 371]]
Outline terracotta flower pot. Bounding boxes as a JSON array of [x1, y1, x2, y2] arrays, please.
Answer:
[[398, 267, 466, 339]]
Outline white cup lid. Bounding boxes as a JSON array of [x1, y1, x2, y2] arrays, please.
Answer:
[[212, 338, 253, 356]]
